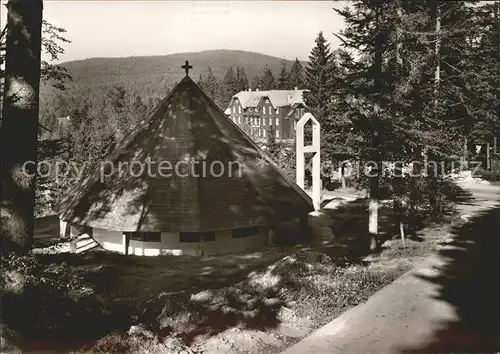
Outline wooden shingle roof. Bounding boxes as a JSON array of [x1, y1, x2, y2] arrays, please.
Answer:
[[56, 77, 313, 232]]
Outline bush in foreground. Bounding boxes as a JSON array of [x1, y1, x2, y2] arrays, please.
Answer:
[[1, 253, 131, 351]]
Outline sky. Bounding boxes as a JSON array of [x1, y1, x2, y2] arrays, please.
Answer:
[[1, 0, 347, 63]]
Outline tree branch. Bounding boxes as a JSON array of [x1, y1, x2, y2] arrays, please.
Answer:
[[39, 123, 52, 132], [332, 32, 349, 46], [0, 25, 6, 41], [442, 61, 463, 74]]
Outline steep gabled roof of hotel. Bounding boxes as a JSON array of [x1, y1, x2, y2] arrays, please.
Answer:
[[231, 89, 308, 110]]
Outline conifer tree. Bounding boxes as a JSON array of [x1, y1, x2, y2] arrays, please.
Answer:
[[251, 75, 261, 91], [225, 67, 238, 92], [334, 2, 399, 250], [131, 95, 147, 122], [1, 0, 43, 252], [462, 1, 500, 149], [223, 66, 238, 106], [333, 0, 491, 242], [235, 66, 249, 92], [197, 73, 205, 87], [203, 66, 224, 108], [260, 65, 276, 90], [266, 124, 279, 156], [277, 59, 289, 89], [289, 58, 305, 89], [304, 32, 335, 124]]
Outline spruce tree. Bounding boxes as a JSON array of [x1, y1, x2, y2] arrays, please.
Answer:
[[334, 2, 400, 250], [304, 32, 335, 124], [131, 95, 147, 123], [235, 66, 249, 92], [289, 58, 305, 89], [224, 66, 237, 92], [304, 31, 348, 163], [251, 75, 261, 91], [277, 59, 289, 89], [333, 0, 488, 241], [204, 66, 224, 107], [222, 66, 239, 106], [1, 0, 43, 252], [266, 124, 279, 156], [260, 65, 276, 90], [464, 2, 500, 147], [197, 73, 205, 88]]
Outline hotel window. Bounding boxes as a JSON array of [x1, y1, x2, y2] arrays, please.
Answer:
[[179, 232, 215, 243], [125, 232, 161, 242], [238, 106, 241, 114], [276, 130, 279, 138], [276, 108, 279, 114], [262, 106, 266, 114], [263, 129, 266, 137], [263, 117, 266, 126], [276, 117, 279, 126]]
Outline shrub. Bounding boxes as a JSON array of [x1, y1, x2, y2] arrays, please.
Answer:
[[1, 254, 130, 349], [475, 167, 500, 182]]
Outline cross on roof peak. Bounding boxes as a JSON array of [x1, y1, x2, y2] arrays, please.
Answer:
[[182, 60, 193, 77]]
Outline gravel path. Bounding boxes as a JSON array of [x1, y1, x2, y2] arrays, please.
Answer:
[[282, 180, 500, 354]]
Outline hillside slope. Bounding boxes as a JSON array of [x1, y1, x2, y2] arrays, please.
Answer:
[[41, 50, 303, 103], [39, 50, 306, 131]]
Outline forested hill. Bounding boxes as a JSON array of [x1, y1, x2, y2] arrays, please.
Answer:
[[57, 50, 297, 90], [39, 50, 305, 132]]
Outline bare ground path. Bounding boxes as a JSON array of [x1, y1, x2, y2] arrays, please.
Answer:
[[282, 181, 500, 354]]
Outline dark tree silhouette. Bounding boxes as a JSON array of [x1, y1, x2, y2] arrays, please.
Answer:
[[1, 0, 43, 252], [277, 59, 289, 89]]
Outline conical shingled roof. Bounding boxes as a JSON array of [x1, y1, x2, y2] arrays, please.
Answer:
[[57, 76, 314, 232]]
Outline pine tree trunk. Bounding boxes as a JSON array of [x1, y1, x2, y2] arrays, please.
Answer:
[[0, 0, 43, 253], [340, 162, 347, 188], [393, 162, 405, 243], [495, 1, 500, 145], [463, 136, 468, 169], [369, 170, 379, 251], [434, 1, 441, 106], [394, 3, 406, 243], [368, 5, 384, 252], [428, 0, 441, 218]]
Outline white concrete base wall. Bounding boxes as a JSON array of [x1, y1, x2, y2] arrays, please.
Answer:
[[92, 228, 124, 253], [91, 227, 268, 256]]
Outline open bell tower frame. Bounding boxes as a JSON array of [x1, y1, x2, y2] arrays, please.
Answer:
[[296, 113, 321, 211]]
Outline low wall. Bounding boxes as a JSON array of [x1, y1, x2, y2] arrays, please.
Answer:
[[91, 227, 268, 256]]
